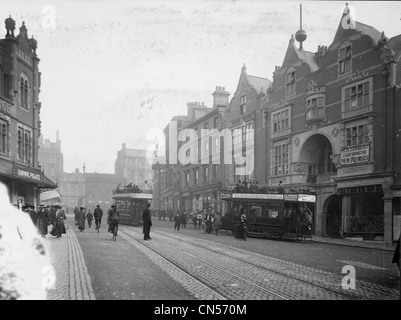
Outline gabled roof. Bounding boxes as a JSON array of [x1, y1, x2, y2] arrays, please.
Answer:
[[330, 5, 381, 46], [247, 75, 272, 95], [236, 65, 271, 95], [281, 36, 319, 72]]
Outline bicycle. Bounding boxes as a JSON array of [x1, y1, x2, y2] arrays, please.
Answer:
[[109, 220, 118, 240]]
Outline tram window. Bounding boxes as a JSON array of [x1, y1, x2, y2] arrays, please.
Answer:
[[249, 206, 262, 217], [265, 207, 279, 218]]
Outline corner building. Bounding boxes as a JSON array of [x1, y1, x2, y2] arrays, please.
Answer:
[[0, 17, 56, 207], [264, 4, 401, 243]]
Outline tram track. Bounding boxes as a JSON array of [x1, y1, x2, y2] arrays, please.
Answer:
[[118, 227, 370, 300], [119, 228, 291, 300], [153, 229, 399, 300]]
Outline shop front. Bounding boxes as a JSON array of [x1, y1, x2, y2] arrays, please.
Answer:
[[338, 185, 384, 240], [0, 158, 57, 208]]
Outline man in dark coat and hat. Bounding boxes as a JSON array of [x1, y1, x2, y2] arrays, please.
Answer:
[[142, 203, 152, 240], [37, 205, 50, 238]]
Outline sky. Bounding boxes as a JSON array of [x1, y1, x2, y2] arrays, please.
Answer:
[[2, 0, 400, 174]]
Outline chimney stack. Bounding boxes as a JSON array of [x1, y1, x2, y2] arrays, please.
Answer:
[[212, 85, 230, 108]]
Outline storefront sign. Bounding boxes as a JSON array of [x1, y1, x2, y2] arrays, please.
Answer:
[[340, 144, 369, 165], [284, 194, 298, 201], [17, 169, 41, 181], [0, 97, 16, 117], [298, 194, 316, 203], [232, 193, 284, 200]]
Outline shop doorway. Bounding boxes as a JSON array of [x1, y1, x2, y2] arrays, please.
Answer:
[[324, 194, 342, 238]]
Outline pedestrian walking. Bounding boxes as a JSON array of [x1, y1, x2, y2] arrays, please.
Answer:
[[76, 207, 86, 232], [192, 212, 197, 229], [50, 205, 67, 239], [234, 214, 247, 241], [180, 212, 187, 229], [197, 211, 203, 229], [86, 209, 93, 228], [48, 205, 56, 226], [94, 204, 103, 231], [174, 211, 181, 231], [204, 211, 213, 234], [73, 206, 80, 221], [213, 212, 222, 235], [37, 204, 50, 238], [29, 205, 38, 227], [142, 203, 152, 240]]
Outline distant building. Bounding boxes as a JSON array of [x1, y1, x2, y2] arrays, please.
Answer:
[[0, 17, 56, 208], [38, 130, 64, 187], [84, 172, 125, 211], [115, 144, 153, 186], [58, 168, 85, 213]]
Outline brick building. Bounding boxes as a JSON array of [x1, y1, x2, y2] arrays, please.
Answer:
[[263, 4, 401, 243], [38, 130, 63, 187], [0, 17, 56, 208], [115, 144, 153, 187], [84, 171, 125, 212]]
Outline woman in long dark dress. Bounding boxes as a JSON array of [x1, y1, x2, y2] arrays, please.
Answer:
[[50, 205, 67, 238], [37, 205, 50, 238], [234, 214, 247, 241], [76, 207, 86, 232]]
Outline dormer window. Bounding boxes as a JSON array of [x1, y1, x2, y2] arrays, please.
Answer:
[[339, 44, 351, 75], [240, 95, 246, 114], [285, 70, 296, 97]]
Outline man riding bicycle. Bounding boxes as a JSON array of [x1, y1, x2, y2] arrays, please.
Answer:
[[107, 205, 119, 235]]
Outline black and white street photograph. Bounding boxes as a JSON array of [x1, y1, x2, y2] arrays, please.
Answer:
[[0, 0, 401, 309]]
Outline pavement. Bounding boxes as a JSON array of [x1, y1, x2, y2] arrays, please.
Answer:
[[42, 215, 96, 300], [310, 235, 397, 252]]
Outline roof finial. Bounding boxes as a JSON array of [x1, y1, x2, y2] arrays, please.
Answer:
[[295, 3, 307, 50]]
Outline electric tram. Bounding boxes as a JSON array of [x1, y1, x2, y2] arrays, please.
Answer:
[[112, 184, 153, 226], [220, 188, 315, 241]]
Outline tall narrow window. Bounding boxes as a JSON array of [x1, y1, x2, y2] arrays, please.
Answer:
[[17, 128, 23, 160], [286, 70, 296, 97], [240, 95, 246, 114], [339, 45, 351, 75], [274, 143, 289, 175], [0, 120, 8, 154], [24, 131, 31, 162], [19, 74, 29, 108]]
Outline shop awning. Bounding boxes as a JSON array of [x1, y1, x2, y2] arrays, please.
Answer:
[[40, 189, 61, 202]]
